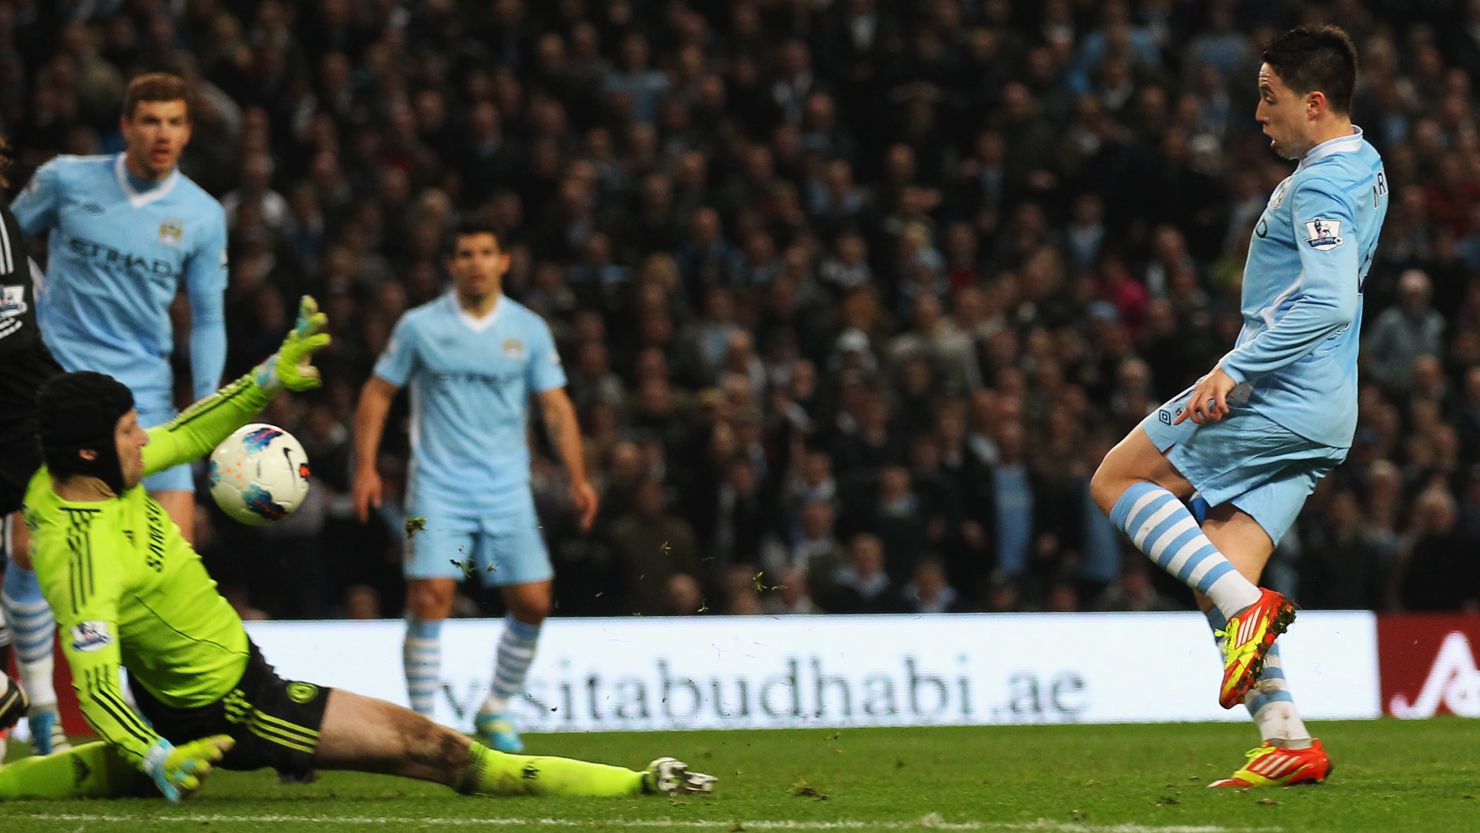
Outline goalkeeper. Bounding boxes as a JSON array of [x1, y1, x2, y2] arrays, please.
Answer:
[[0, 297, 714, 802]]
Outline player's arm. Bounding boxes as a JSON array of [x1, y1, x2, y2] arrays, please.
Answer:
[[352, 375, 400, 522], [142, 296, 329, 474], [1219, 178, 1360, 383], [9, 157, 63, 234], [36, 518, 164, 766], [183, 209, 229, 400], [1181, 179, 1360, 425], [353, 314, 418, 522], [538, 386, 598, 530], [529, 319, 598, 529]]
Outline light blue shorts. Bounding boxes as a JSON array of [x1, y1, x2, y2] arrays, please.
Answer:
[[1140, 393, 1347, 545], [404, 493, 553, 587], [138, 404, 195, 494]]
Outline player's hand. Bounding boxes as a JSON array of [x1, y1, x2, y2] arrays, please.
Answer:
[[1175, 366, 1238, 425], [353, 466, 383, 523], [256, 296, 332, 394], [570, 479, 599, 531], [142, 735, 235, 802]]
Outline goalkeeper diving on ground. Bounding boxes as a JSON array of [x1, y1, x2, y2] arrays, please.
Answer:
[[0, 296, 714, 802]]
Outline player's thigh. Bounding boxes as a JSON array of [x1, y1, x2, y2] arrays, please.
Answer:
[[314, 687, 469, 784], [1091, 419, 1196, 511]]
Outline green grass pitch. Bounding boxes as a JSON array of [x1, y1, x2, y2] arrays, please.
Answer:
[[3, 719, 1476, 832]]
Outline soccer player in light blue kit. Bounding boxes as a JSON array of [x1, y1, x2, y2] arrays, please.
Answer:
[[1092, 25, 1386, 788], [3, 72, 228, 753], [354, 219, 597, 753]]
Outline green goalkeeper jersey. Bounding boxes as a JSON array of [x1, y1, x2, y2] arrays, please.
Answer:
[[24, 372, 275, 766]]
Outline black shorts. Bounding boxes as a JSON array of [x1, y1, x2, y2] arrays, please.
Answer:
[[128, 643, 332, 778], [0, 428, 42, 524], [0, 341, 62, 518]]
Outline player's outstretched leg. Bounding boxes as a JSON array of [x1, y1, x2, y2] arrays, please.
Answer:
[[313, 688, 715, 797], [1, 562, 70, 754], [0, 741, 153, 798]]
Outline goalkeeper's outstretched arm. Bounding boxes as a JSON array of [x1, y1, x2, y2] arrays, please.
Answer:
[[142, 296, 331, 476]]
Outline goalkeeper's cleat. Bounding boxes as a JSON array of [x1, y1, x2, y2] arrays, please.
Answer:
[[474, 711, 523, 754], [0, 675, 27, 732], [643, 757, 717, 796], [1208, 739, 1331, 788], [27, 705, 71, 755], [1216, 588, 1296, 709]]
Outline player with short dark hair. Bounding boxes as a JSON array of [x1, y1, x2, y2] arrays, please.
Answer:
[[1091, 24, 1386, 787], [354, 220, 597, 753], [0, 297, 713, 802], [4, 72, 229, 749]]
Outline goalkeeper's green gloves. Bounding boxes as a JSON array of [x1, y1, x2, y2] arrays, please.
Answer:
[[142, 735, 235, 802], [254, 295, 332, 394]]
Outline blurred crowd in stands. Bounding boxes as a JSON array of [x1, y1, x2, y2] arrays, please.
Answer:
[[3, 0, 1478, 619]]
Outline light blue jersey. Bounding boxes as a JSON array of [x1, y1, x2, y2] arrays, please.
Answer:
[[1219, 127, 1388, 449], [12, 153, 228, 406], [375, 292, 567, 515]]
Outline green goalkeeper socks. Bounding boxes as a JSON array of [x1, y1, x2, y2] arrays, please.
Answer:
[[0, 741, 151, 799], [456, 742, 644, 797]]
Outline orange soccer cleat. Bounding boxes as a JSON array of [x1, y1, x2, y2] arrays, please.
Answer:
[[1216, 588, 1297, 709], [1209, 739, 1332, 788]]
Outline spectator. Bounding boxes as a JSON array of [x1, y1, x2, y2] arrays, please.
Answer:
[[1364, 270, 1446, 394]]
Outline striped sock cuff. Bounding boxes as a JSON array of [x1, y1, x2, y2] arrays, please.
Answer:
[[406, 616, 444, 639], [1109, 482, 1163, 530], [504, 615, 541, 640]]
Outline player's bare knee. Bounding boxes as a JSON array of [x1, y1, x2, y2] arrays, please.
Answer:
[[406, 581, 454, 620], [1089, 459, 1128, 515], [509, 598, 551, 625]]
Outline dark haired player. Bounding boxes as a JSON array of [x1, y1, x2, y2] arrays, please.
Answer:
[[1092, 25, 1387, 787]]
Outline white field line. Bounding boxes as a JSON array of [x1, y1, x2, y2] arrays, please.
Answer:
[[11, 813, 1279, 833]]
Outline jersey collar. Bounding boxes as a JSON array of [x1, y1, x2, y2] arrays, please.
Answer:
[[114, 153, 180, 208], [1297, 125, 1364, 171], [450, 291, 503, 332]]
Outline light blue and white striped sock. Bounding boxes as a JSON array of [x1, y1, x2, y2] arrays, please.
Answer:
[[1110, 482, 1261, 619], [403, 616, 444, 717], [2, 564, 58, 708], [481, 615, 541, 716], [1206, 608, 1310, 743]]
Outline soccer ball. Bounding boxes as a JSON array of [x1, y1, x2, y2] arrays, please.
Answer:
[[209, 423, 311, 526]]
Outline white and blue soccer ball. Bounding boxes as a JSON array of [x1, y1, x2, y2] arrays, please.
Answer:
[[209, 423, 311, 526]]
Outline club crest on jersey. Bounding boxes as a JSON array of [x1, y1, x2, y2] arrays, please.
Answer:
[[503, 338, 524, 358], [158, 218, 184, 246], [1269, 182, 1290, 210], [70, 621, 112, 653], [1303, 218, 1344, 251]]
